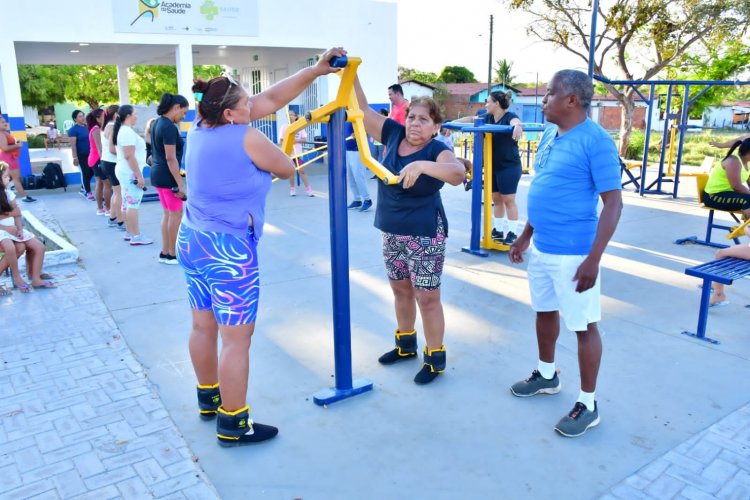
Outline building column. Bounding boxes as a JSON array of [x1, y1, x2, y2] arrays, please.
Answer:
[[116, 65, 130, 104], [0, 40, 31, 176], [175, 43, 196, 129]]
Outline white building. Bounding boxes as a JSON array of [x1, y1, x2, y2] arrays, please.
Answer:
[[399, 80, 435, 101], [0, 0, 397, 176]]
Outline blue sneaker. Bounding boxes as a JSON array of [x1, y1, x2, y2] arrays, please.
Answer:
[[347, 200, 362, 209], [359, 199, 373, 212]]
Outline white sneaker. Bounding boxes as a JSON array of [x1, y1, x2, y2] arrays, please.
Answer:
[[129, 234, 153, 246], [123, 232, 132, 241], [96, 208, 106, 216]]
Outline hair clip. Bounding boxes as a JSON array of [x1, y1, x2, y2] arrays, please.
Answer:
[[194, 92, 204, 102]]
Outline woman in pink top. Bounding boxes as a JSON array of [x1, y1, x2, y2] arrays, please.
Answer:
[[0, 116, 34, 202], [87, 109, 111, 216], [279, 109, 313, 196]]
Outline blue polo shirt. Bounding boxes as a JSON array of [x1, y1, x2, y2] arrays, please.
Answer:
[[374, 118, 450, 237], [527, 118, 621, 255]]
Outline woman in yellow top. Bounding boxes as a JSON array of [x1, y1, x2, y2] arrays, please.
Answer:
[[704, 138, 750, 219]]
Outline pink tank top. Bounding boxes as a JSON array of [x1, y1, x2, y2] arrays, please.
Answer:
[[88, 126, 100, 167]]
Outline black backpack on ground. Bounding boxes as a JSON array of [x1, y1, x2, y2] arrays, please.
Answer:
[[43, 162, 67, 191], [22, 174, 44, 190]]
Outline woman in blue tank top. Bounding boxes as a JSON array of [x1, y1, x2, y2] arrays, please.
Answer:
[[177, 48, 347, 447], [353, 76, 466, 385]]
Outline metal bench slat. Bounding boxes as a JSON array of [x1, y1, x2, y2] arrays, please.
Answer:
[[685, 257, 750, 285]]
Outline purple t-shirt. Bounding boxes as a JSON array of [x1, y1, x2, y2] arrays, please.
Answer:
[[182, 121, 272, 240]]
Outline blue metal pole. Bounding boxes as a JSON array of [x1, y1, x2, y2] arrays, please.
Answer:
[[587, 0, 599, 78], [673, 83, 691, 199], [313, 108, 373, 406], [462, 117, 488, 257], [657, 85, 673, 182], [643, 85, 657, 193]]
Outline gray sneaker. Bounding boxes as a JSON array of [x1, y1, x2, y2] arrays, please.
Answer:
[[129, 234, 154, 246], [510, 369, 561, 397], [554, 401, 600, 437]]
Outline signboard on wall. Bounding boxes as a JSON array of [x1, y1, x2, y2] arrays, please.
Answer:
[[113, 0, 258, 36]]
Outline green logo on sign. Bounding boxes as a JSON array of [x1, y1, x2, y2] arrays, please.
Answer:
[[200, 0, 219, 20]]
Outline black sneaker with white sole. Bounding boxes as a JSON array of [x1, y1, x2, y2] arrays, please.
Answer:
[[491, 228, 504, 241], [554, 401, 600, 437]]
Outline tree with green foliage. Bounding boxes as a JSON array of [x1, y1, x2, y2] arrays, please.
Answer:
[[17, 66, 68, 109], [506, 0, 750, 156], [494, 59, 516, 86], [667, 41, 750, 119], [438, 66, 477, 83], [398, 66, 440, 84], [19, 64, 224, 110]]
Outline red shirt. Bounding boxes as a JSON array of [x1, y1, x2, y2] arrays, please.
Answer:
[[389, 100, 408, 125]]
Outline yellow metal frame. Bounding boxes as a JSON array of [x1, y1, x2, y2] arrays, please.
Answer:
[[728, 218, 750, 240], [481, 133, 510, 252], [280, 57, 399, 185]]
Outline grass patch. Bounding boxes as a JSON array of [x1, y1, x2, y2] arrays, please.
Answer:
[[621, 129, 744, 165]]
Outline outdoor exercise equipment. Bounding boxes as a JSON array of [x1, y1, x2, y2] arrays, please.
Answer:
[[674, 173, 743, 248], [442, 120, 544, 256], [280, 55, 397, 406], [586, 1, 750, 199]]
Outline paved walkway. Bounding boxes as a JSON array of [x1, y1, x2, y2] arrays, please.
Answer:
[[0, 260, 219, 498], [604, 402, 750, 499], [2, 177, 749, 499]]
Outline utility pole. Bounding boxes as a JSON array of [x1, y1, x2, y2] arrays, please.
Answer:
[[487, 14, 493, 96]]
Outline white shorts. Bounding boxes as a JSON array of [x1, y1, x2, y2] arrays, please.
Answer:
[[527, 243, 601, 332]]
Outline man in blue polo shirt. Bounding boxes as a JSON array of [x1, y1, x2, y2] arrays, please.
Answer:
[[509, 70, 622, 438]]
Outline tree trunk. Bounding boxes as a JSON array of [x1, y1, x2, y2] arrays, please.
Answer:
[[618, 96, 636, 158]]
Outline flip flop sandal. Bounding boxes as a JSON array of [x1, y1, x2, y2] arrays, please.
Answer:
[[13, 282, 31, 293], [709, 300, 730, 308], [0, 286, 11, 296], [32, 280, 56, 290]]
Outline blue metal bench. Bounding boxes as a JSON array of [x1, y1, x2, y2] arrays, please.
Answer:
[[683, 257, 750, 344]]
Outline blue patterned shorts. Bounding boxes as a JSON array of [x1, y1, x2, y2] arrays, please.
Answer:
[[382, 215, 446, 290], [176, 225, 260, 326]]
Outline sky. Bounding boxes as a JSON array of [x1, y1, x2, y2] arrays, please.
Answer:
[[388, 0, 590, 85]]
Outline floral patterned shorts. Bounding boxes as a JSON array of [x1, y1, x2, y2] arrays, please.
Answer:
[[382, 215, 446, 290]]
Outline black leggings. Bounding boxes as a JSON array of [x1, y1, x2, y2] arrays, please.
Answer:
[[704, 191, 750, 212], [79, 151, 93, 193]]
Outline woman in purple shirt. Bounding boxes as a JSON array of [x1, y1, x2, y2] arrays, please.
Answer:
[[177, 47, 346, 447]]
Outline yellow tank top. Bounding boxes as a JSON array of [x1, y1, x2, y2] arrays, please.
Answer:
[[705, 159, 750, 194]]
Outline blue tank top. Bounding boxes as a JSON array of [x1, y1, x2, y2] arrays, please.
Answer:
[[182, 121, 272, 240]]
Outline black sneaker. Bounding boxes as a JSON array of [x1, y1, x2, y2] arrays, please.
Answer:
[[22, 196, 37, 203], [359, 199, 373, 212], [554, 401, 600, 437], [216, 406, 278, 447], [347, 200, 363, 209], [491, 228, 504, 241], [503, 231, 517, 245]]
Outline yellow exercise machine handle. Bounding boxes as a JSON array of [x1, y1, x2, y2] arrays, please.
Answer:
[[280, 56, 399, 185]]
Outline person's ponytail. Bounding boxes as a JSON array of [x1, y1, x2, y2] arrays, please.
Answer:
[[725, 139, 750, 161], [112, 113, 123, 147]]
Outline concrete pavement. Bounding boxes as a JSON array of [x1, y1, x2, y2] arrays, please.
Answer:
[[2, 171, 749, 499]]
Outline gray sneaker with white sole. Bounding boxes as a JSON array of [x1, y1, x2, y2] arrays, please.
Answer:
[[554, 401, 600, 437], [510, 369, 561, 397]]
